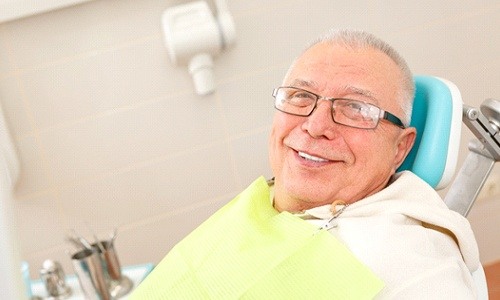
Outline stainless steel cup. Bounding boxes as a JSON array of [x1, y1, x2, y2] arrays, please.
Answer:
[[71, 248, 112, 300], [93, 240, 133, 298]]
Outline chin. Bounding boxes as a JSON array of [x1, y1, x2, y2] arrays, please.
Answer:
[[284, 180, 329, 204]]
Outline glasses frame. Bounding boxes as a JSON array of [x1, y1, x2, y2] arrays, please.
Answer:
[[272, 86, 406, 129]]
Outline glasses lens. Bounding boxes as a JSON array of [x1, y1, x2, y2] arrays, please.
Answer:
[[332, 99, 379, 129], [274, 87, 316, 116]]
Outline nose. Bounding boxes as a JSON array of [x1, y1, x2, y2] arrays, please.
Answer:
[[301, 100, 338, 139]]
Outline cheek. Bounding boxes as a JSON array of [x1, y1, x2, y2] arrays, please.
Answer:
[[347, 132, 394, 165], [270, 114, 296, 145], [269, 116, 287, 169], [269, 115, 300, 169], [268, 127, 278, 166], [356, 134, 399, 170]]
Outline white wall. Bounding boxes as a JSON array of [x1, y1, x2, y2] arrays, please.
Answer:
[[0, 0, 499, 278]]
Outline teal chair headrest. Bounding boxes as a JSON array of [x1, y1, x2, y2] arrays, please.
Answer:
[[398, 76, 462, 189]]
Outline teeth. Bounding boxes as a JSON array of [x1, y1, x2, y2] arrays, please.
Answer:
[[298, 151, 328, 162]]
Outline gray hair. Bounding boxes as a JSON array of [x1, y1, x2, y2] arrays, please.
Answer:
[[285, 29, 414, 127]]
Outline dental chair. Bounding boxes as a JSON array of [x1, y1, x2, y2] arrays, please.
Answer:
[[399, 75, 500, 299]]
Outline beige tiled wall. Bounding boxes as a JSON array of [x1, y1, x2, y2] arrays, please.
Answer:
[[1, 0, 499, 278]]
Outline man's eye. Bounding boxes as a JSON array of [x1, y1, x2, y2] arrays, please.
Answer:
[[347, 102, 370, 115], [346, 101, 363, 110], [294, 92, 315, 99], [288, 92, 315, 106]]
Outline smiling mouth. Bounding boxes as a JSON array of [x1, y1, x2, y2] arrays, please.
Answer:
[[298, 151, 329, 162]]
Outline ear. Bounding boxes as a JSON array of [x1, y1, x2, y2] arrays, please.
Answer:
[[393, 127, 417, 170]]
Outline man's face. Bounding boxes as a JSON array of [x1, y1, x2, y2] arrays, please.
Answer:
[[269, 43, 416, 212]]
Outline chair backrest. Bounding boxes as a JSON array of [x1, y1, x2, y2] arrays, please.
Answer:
[[398, 76, 488, 299], [398, 75, 463, 190]]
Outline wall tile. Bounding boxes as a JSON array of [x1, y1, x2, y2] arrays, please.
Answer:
[[116, 196, 230, 266], [20, 38, 191, 130], [0, 0, 187, 70], [368, 0, 500, 33], [396, 6, 500, 81], [37, 91, 227, 186], [12, 191, 67, 254], [216, 0, 386, 82], [231, 129, 273, 189], [13, 135, 53, 196], [227, 0, 295, 17], [217, 68, 282, 136], [56, 141, 238, 233], [0, 76, 33, 138], [0, 27, 15, 76]]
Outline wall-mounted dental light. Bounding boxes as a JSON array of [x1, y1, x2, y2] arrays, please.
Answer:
[[161, 0, 236, 95]]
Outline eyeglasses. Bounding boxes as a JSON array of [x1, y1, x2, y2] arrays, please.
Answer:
[[272, 86, 406, 129]]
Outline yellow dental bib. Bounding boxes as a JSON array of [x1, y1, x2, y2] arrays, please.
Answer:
[[130, 177, 384, 299]]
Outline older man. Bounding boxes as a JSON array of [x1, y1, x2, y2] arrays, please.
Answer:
[[130, 30, 479, 299], [270, 32, 416, 213]]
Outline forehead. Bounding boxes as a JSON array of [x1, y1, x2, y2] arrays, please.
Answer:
[[285, 43, 403, 107]]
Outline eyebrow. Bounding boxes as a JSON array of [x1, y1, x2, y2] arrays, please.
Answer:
[[289, 79, 317, 89], [342, 85, 379, 104], [288, 79, 379, 103], [343, 85, 374, 98]]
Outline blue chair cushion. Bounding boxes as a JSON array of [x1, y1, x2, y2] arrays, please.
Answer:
[[398, 76, 454, 188]]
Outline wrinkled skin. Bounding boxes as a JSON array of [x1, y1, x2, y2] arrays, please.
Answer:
[[269, 43, 416, 213]]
